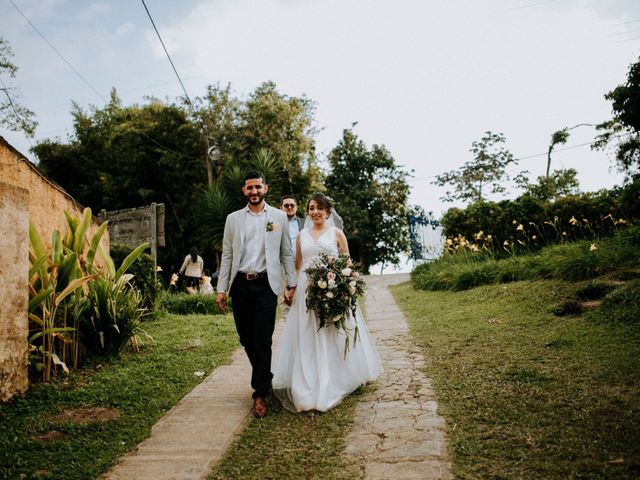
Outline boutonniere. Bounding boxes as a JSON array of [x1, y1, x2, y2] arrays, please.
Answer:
[[266, 221, 280, 232]]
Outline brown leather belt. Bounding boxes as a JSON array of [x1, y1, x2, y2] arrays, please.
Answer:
[[239, 272, 267, 281]]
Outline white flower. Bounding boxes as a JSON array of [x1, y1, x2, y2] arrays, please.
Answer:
[[317, 280, 328, 289], [341, 267, 352, 276], [326, 271, 336, 281], [328, 279, 336, 289], [349, 280, 356, 288], [326, 291, 334, 299], [352, 271, 360, 278], [349, 286, 356, 295], [194, 371, 205, 378]]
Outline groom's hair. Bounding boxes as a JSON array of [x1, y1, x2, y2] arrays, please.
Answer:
[[243, 171, 265, 185]]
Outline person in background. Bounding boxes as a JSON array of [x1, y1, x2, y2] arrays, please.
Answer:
[[279, 195, 304, 319], [179, 246, 204, 295], [199, 269, 215, 295], [280, 195, 304, 245]]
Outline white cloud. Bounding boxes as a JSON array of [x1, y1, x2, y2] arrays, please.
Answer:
[[115, 21, 135, 37]]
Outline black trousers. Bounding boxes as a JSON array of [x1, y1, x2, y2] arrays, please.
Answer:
[[229, 275, 277, 399]]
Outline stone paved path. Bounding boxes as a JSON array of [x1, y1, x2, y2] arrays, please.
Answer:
[[102, 274, 451, 479], [344, 274, 452, 479]]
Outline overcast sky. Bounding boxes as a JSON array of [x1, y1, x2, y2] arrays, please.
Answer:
[[2, 0, 639, 218]]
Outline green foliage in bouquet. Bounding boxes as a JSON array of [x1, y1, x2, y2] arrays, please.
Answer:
[[304, 253, 365, 352]]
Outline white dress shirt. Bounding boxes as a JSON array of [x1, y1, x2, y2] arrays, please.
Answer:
[[288, 216, 300, 244], [237, 205, 268, 273]]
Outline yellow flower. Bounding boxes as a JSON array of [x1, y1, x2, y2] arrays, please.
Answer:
[[486, 234, 493, 240], [469, 244, 479, 252], [569, 216, 578, 225], [503, 240, 509, 246], [582, 218, 589, 223], [512, 220, 517, 224], [590, 243, 598, 251], [532, 235, 537, 240], [562, 231, 567, 236], [475, 230, 484, 240], [516, 224, 524, 231], [616, 218, 627, 225]]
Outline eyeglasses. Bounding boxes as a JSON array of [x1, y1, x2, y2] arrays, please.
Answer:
[[282, 203, 296, 208]]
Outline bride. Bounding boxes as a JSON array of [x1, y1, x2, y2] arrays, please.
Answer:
[[272, 193, 383, 413]]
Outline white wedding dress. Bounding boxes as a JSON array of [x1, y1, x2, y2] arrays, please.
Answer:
[[272, 227, 383, 413]]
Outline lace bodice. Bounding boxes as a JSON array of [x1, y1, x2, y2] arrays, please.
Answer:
[[300, 227, 339, 267]]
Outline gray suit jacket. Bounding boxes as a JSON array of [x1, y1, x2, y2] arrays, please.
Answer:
[[217, 204, 296, 295]]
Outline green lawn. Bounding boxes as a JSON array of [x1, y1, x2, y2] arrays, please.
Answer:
[[391, 279, 640, 479], [209, 387, 366, 480], [0, 313, 238, 480]]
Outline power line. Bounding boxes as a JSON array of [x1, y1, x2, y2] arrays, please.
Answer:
[[8, 0, 106, 103], [494, 0, 557, 14], [140, 0, 214, 182], [140, 0, 195, 111], [407, 134, 630, 184]]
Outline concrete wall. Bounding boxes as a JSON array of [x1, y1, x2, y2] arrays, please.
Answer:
[[0, 136, 109, 401], [0, 183, 29, 401]]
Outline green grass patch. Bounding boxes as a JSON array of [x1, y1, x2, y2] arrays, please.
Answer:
[[159, 291, 224, 315], [391, 280, 640, 479], [0, 313, 238, 480], [209, 388, 367, 480]]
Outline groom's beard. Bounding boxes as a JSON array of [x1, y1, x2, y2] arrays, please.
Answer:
[[247, 193, 265, 205]]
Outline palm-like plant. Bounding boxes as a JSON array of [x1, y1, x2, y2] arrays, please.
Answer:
[[199, 148, 285, 262]]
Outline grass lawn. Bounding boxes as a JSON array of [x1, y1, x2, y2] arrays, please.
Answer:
[[209, 386, 367, 480], [0, 313, 238, 480], [391, 279, 640, 479]]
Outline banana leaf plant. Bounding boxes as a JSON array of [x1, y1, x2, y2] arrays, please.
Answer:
[[28, 223, 96, 381]]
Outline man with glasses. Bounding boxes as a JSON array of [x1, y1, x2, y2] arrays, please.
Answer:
[[280, 195, 304, 245], [279, 195, 304, 320]]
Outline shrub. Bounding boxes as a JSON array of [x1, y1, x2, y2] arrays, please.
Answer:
[[412, 227, 640, 291], [441, 180, 639, 255], [110, 244, 160, 310], [78, 275, 147, 357], [159, 292, 224, 315]]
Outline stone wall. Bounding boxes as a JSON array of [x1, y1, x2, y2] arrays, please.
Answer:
[[0, 136, 109, 401], [99, 203, 165, 270]]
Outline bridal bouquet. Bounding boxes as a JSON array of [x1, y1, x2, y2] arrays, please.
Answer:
[[305, 253, 365, 349]]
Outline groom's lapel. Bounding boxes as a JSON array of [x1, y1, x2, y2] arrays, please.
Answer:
[[237, 209, 245, 249]]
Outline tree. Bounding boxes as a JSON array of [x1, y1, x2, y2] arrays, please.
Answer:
[[546, 123, 593, 178], [0, 37, 37, 137], [433, 131, 516, 204], [325, 128, 411, 273], [519, 168, 580, 201], [33, 90, 204, 270], [194, 81, 323, 197], [594, 57, 640, 178]]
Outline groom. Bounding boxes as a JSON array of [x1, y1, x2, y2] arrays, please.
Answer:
[[215, 171, 297, 418]]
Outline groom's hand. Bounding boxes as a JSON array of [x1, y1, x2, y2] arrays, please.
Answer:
[[216, 292, 228, 312]]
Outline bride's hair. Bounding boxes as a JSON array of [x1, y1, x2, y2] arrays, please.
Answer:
[[307, 192, 332, 213]]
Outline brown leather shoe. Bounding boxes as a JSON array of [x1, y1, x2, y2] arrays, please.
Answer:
[[253, 397, 267, 418]]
